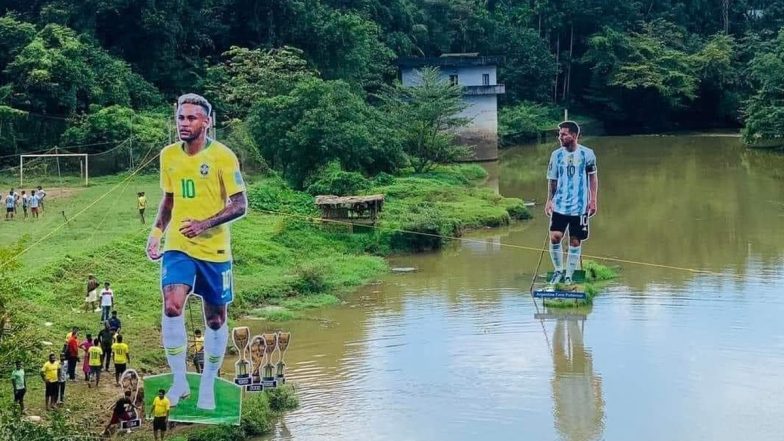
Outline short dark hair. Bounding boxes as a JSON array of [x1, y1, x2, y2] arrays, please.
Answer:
[[158, 388, 166, 394], [178, 93, 212, 117], [558, 120, 581, 136], [112, 310, 117, 315], [195, 329, 202, 335], [116, 334, 123, 343]]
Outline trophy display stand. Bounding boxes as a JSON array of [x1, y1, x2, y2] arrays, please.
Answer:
[[275, 332, 291, 385], [246, 335, 266, 392], [232, 327, 252, 386], [260, 333, 278, 388], [119, 369, 142, 430], [237, 330, 293, 392]]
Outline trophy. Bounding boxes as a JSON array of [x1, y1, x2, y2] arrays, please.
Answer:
[[232, 327, 252, 386], [247, 335, 266, 392], [261, 333, 278, 388], [275, 332, 291, 384], [119, 369, 142, 430]]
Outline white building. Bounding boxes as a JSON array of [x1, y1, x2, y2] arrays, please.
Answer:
[[398, 53, 505, 161]]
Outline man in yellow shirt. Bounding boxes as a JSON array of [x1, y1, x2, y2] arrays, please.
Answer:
[[190, 329, 204, 373], [137, 192, 147, 224], [40, 353, 60, 411], [88, 338, 104, 387], [146, 94, 247, 410], [151, 388, 171, 440], [112, 334, 130, 386]]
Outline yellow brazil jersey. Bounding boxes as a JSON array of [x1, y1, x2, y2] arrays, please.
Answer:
[[88, 346, 104, 366], [138, 196, 147, 209], [160, 140, 245, 262], [112, 342, 129, 364], [41, 361, 60, 382], [152, 396, 171, 417]]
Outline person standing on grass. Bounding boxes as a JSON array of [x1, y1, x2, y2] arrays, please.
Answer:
[[5, 189, 15, 220], [80, 333, 93, 382], [98, 322, 114, 372], [138, 191, 148, 224], [28, 189, 39, 218], [57, 353, 67, 405], [11, 360, 26, 414], [100, 282, 114, 323], [88, 338, 103, 388], [36, 185, 46, 212], [40, 353, 60, 411], [151, 388, 171, 441], [112, 334, 130, 386], [190, 329, 205, 373], [108, 310, 122, 334], [65, 330, 79, 381], [85, 274, 99, 313], [20, 190, 28, 219]]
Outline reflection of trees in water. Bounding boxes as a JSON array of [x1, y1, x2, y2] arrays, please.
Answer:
[[549, 309, 604, 441], [501, 136, 784, 291]]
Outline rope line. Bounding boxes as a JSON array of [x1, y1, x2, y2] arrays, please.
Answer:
[[252, 208, 763, 283]]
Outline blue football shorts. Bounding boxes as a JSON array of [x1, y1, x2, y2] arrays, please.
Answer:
[[161, 251, 233, 306]]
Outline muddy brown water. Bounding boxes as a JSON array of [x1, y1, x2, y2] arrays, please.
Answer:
[[237, 136, 784, 440]]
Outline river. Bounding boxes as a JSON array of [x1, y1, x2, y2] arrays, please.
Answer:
[[250, 135, 784, 441]]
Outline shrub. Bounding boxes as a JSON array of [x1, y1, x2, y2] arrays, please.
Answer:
[[266, 385, 300, 412], [305, 162, 371, 196]]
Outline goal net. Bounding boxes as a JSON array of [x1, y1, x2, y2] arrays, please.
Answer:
[[19, 153, 89, 188]]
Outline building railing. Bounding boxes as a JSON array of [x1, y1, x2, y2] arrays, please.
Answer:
[[462, 84, 506, 95]]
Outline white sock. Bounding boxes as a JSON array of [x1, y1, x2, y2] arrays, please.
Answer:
[[198, 324, 227, 408], [162, 314, 188, 386], [202, 324, 228, 379], [566, 245, 582, 279], [549, 242, 563, 272]]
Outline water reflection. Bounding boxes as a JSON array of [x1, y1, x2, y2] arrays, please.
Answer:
[[542, 306, 605, 441]]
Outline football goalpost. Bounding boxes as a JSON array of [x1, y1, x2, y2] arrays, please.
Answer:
[[19, 153, 89, 187]]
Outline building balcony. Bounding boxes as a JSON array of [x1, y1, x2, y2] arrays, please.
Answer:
[[462, 84, 505, 95]]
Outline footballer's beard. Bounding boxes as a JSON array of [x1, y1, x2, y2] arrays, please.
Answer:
[[179, 126, 204, 143]]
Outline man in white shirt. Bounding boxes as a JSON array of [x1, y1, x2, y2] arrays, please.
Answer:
[[100, 282, 114, 323]]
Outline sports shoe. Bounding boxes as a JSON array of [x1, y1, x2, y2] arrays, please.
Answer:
[[564, 276, 574, 286], [548, 270, 564, 285], [166, 381, 191, 406]]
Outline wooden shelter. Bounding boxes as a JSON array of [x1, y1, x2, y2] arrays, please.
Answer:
[[314, 194, 384, 227]]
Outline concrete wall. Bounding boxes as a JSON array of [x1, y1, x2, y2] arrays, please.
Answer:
[[457, 95, 498, 161], [401, 66, 497, 87], [400, 66, 500, 161]]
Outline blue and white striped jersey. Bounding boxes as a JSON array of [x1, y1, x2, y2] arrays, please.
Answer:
[[547, 144, 597, 216]]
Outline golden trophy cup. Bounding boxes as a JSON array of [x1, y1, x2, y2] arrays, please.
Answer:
[[261, 333, 278, 387], [275, 332, 291, 384], [232, 327, 252, 385]]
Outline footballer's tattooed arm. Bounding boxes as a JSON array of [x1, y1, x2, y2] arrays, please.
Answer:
[[179, 192, 247, 238]]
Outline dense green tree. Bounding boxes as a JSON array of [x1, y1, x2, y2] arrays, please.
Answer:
[[377, 67, 470, 173], [203, 45, 316, 121], [741, 28, 784, 145], [247, 77, 404, 187]]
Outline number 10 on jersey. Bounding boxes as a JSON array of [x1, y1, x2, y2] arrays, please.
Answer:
[[180, 179, 196, 198]]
